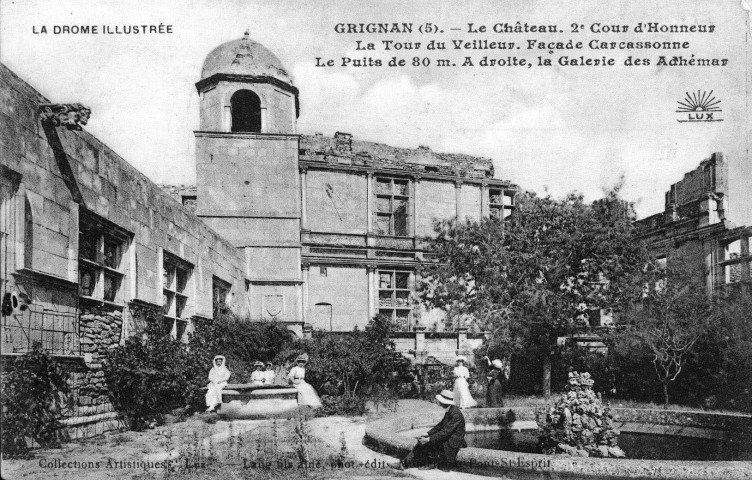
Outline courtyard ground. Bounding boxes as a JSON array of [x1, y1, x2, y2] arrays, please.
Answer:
[[2, 397, 744, 480], [2, 399, 500, 480]]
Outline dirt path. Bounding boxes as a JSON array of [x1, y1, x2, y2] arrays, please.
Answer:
[[1, 414, 264, 480]]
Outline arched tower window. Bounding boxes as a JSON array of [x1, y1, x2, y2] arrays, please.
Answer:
[[230, 90, 262, 132]]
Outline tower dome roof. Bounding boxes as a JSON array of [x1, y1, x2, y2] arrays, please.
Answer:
[[200, 31, 293, 85]]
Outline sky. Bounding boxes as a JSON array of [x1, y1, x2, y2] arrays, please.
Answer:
[[1, 0, 750, 223]]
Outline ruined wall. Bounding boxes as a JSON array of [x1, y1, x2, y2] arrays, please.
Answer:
[[665, 152, 727, 208], [300, 133, 495, 178], [636, 152, 751, 294]]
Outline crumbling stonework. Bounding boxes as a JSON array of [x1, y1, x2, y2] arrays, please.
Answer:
[[300, 132, 496, 179], [636, 153, 751, 294]]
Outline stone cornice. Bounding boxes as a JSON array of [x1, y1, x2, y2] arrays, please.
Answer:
[[246, 279, 303, 285], [194, 131, 300, 140], [195, 73, 299, 96], [303, 256, 421, 269], [195, 73, 300, 117], [13, 268, 77, 290]]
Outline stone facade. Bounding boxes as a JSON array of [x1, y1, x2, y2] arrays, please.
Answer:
[[187, 35, 518, 360], [0, 34, 520, 438], [0, 62, 249, 438], [635, 152, 751, 295]]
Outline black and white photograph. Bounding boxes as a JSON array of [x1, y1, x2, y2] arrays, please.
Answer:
[[0, 0, 750, 478]]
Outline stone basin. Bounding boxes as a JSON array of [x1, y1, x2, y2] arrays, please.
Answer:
[[365, 407, 752, 480], [217, 383, 299, 419]]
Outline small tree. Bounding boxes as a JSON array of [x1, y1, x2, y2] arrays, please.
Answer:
[[420, 188, 650, 395], [624, 250, 715, 408]]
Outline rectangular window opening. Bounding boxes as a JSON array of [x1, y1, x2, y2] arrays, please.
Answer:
[[377, 268, 413, 331], [373, 177, 411, 236]]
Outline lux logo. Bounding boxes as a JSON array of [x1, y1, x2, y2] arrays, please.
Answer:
[[676, 90, 723, 123]]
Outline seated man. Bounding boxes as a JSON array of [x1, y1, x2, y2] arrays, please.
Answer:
[[392, 389, 467, 471]]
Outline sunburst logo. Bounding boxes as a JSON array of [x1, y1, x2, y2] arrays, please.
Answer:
[[676, 90, 723, 123]]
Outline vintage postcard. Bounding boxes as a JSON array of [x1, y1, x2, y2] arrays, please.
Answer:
[[0, 0, 750, 479]]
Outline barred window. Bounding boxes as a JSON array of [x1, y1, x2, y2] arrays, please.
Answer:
[[377, 269, 412, 331], [78, 210, 129, 305], [212, 276, 231, 318], [162, 252, 192, 340]]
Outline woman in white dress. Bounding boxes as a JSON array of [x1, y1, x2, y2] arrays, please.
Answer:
[[453, 356, 478, 409], [286, 353, 322, 408], [206, 355, 231, 412], [263, 361, 276, 385], [250, 361, 265, 385]]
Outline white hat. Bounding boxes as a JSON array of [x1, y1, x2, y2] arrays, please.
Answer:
[[456, 356, 467, 363], [435, 389, 455, 406], [492, 359, 504, 369]]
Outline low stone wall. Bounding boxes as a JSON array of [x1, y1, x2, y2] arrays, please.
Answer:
[[365, 407, 752, 480], [613, 408, 752, 433], [62, 306, 126, 439]]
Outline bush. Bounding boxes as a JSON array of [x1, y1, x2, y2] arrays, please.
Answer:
[[316, 395, 367, 417], [192, 314, 294, 381], [103, 314, 294, 429], [103, 322, 191, 429], [1, 343, 70, 458], [275, 315, 412, 413]]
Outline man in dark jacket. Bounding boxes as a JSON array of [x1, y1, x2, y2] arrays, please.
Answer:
[[393, 389, 467, 471]]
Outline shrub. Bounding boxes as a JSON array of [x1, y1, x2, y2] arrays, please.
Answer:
[[316, 395, 367, 417], [192, 314, 294, 380], [538, 371, 624, 458], [104, 314, 294, 428], [1, 343, 70, 458], [103, 322, 191, 429], [275, 315, 411, 413]]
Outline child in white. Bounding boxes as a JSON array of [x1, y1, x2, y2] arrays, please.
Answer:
[[263, 362, 276, 385], [453, 356, 477, 409], [250, 361, 265, 385], [206, 355, 231, 412]]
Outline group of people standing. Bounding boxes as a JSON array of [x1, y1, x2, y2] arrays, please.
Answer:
[[451, 355, 510, 409], [205, 352, 322, 412]]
